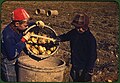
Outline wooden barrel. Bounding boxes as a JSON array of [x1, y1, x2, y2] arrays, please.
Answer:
[[18, 54, 66, 82]]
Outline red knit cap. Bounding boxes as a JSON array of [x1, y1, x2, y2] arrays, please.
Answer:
[[12, 8, 30, 21]]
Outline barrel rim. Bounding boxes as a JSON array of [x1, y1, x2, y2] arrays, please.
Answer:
[[18, 56, 66, 70], [18, 63, 66, 72]]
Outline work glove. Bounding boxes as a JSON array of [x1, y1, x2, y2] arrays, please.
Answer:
[[55, 37, 61, 42], [54, 37, 61, 44], [36, 20, 45, 28], [21, 32, 31, 42]]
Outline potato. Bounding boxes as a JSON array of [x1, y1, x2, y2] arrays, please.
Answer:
[[43, 47, 46, 51], [53, 46, 56, 50], [46, 39, 50, 43], [41, 34, 48, 44], [26, 44, 31, 49], [52, 40, 56, 44], [31, 37, 38, 43], [46, 50, 51, 55], [31, 32, 35, 35], [50, 47, 54, 51], [42, 52, 46, 55], [35, 45, 38, 48], [38, 46, 45, 53], [31, 46, 39, 55], [50, 46, 56, 51], [38, 38, 42, 44], [41, 39, 46, 44]]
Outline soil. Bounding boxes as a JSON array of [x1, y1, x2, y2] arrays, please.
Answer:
[[1, 1, 119, 82]]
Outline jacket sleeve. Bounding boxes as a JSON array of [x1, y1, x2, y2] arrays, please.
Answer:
[[4, 36, 25, 60], [86, 37, 97, 72], [58, 29, 73, 42]]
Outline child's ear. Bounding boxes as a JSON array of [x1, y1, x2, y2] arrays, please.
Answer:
[[15, 22, 20, 27]]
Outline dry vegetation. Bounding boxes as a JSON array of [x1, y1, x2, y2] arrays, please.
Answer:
[[1, 1, 119, 82]]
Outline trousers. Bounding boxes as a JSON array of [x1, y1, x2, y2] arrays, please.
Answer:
[[70, 65, 93, 82], [1, 58, 18, 82]]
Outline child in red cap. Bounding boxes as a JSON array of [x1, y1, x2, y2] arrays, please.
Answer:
[[1, 8, 44, 82]]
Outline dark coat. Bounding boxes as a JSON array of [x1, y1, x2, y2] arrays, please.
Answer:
[[1, 24, 25, 60], [58, 28, 97, 71], [1, 22, 35, 60], [1, 22, 36, 82]]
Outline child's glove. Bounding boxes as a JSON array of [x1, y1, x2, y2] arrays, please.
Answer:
[[36, 20, 45, 28], [21, 32, 31, 42], [54, 37, 61, 43]]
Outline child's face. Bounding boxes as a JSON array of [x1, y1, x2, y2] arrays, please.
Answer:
[[75, 27, 85, 33], [78, 27, 86, 33], [15, 19, 29, 31]]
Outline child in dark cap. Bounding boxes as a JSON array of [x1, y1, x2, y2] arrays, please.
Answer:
[[57, 13, 97, 82]]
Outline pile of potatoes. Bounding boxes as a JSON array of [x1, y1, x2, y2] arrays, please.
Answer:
[[26, 32, 58, 56]]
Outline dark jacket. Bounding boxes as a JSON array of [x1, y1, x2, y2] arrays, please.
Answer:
[[1, 24, 25, 60], [58, 28, 97, 71], [1, 22, 36, 82], [1, 22, 36, 61]]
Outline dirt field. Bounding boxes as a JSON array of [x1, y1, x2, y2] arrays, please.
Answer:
[[1, 1, 119, 82]]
